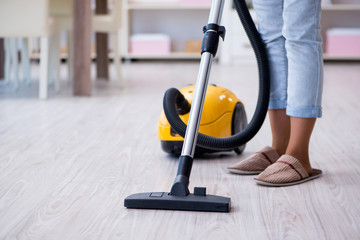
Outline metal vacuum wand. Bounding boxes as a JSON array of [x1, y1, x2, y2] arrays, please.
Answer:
[[170, 0, 227, 197], [124, 0, 231, 212]]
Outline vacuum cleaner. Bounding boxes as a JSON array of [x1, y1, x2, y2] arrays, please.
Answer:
[[158, 84, 247, 155], [124, 0, 270, 212]]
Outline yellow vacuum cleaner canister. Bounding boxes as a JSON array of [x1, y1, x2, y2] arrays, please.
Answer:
[[158, 84, 247, 155]]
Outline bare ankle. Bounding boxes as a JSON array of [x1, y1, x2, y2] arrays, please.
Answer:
[[285, 151, 312, 174], [272, 145, 286, 156]]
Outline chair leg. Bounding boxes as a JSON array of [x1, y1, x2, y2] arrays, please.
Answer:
[[4, 38, 11, 84], [20, 38, 31, 85], [52, 31, 61, 93], [39, 37, 49, 99], [48, 34, 55, 86], [9, 38, 19, 89], [111, 32, 122, 88], [67, 30, 73, 85]]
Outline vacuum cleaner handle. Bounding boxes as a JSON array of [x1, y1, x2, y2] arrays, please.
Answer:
[[170, 0, 226, 197], [124, 0, 233, 211], [181, 0, 225, 158]]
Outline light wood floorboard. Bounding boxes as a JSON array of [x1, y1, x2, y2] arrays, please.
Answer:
[[0, 61, 359, 239]]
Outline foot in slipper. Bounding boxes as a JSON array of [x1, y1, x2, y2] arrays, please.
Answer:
[[228, 146, 280, 175], [254, 155, 322, 187]]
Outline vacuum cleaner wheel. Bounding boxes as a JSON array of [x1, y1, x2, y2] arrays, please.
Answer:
[[232, 102, 248, 154]]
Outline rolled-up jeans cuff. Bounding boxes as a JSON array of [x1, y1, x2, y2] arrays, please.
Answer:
[[268, 99, 287, 110], [286, 106, 322, 118]]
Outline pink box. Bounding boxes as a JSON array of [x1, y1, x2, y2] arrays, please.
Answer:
[[180, 0, 212, 5], [326, 28, 360, 56], [130, 34, 171, 55]]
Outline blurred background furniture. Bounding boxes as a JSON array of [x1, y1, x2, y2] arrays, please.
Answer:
[[0, 0, 54, 98], [0, 0, 122, 98], [95, 0, 109, 80], [3, 38, 31, 88], [0, 38, 5, 80], [50, 0, 73, 91], [72, 0, 91, 96], [51, 0, 122, 96], [219, 0, 360, 63], [321, 0, 360, 61], [0, 0, 70, 96], [92, 0, 123, 87], [123, 0, 210, 60]]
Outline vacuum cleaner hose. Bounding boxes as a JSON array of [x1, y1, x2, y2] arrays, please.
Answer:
[[163, 0, 270, 151]]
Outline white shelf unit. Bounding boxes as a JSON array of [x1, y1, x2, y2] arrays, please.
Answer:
[[218, 1, 257, 65], [127, 2, 211, 10], [321, 1, 360, 60], [122, 1, 211, 60], [219, 0, 360, 63], [26, 1, 360, 61], [321, 3, 360, 10]]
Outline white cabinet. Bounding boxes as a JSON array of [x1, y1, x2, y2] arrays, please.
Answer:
[[218, 0, 360, 63], [219, 1, 256, 65], [321, 1, 360, 60], [122, 1, 212, 60]]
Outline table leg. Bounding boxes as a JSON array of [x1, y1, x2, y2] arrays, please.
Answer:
[[73, 0, 91, 96], [96, 0, 109, 80]]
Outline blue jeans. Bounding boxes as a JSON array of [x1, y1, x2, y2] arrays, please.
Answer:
[[252, 0, 324, 118]]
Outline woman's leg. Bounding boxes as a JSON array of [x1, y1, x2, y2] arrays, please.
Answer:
[[286, 117, 316, 174], [252, 0, 290, 155], [269, 109, 290, 156], [228, 0, 287, 174], [282, 0, 323, 173], [252, 0, 288, 112], [283, 0, 323, 118]]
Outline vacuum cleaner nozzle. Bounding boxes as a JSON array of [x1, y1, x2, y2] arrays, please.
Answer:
[[124, 188, 230, 212]]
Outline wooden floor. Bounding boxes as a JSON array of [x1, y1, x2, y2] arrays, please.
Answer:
[[0, 61, 359, 239]]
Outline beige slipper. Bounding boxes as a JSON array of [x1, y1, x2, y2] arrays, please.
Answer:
[[254, 155, 322, 187], [228, 146, 280, 175]]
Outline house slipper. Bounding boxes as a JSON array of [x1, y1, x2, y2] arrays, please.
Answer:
[[254, 155, 322, 187], [228, 146, 280, 175]]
